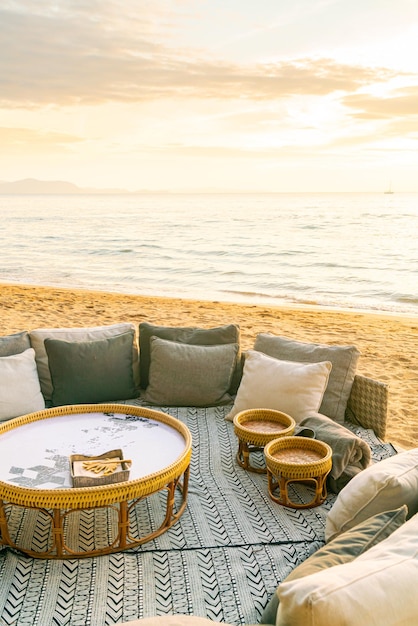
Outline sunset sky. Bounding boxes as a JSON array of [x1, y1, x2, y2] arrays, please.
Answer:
[[1, 0, 418, 192]]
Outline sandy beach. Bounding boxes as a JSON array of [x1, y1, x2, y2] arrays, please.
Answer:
[[1, 282, 417, 450]]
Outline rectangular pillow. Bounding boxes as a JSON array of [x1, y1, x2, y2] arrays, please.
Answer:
[[45, 331, 137, 406], [30, 323, 139, 401], [226, 350, 332, 422], [0, 348, 45, 421], [143, 337, 239, 407], [139, 322, 241, 393], [254, 334, 360, 423], [0, 330, 31, 357]]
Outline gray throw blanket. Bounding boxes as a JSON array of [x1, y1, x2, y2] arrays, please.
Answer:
[[300, 413, 372, 493]]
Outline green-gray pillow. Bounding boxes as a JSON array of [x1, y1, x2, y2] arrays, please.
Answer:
[[143, 336, 239, 407], [0, 331, 31, 357], [254, 333, 360, 423], [139, 322, 241, 393], [260, 505, 407, 624], [45, 331, 137, 406]]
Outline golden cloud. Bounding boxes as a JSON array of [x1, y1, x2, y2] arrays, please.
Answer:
[[0, 5, 398, 107]]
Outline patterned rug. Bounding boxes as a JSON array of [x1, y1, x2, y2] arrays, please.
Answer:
[[0, 404, 396, 626]]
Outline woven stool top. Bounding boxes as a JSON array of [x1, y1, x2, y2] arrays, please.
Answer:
[[243, 419, 289, 434], [271, 447, 324, 464]]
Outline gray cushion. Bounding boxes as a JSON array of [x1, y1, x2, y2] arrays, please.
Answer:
[[45, 331, 137, 406], [254, 334, 360, 422], [143, 336, 239, 407], [29, 323, 139, 402], [0, 331, 31, 357], [139, 322, 241, 392], [260, 505, 407, 624]]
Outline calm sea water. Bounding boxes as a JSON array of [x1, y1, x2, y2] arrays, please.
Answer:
[[1, 192, 417, 315]]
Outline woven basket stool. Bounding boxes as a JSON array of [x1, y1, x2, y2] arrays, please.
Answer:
[[233, 408, 295, 473], [264, 436, 332, 508]]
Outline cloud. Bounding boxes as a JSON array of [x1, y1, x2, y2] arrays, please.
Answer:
[[0, 126, 83, 153], [0, 4, 397, 108], [343, 86, 418, 120]]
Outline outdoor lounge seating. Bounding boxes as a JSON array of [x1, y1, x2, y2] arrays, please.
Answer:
[[2, 322, 416, 626]]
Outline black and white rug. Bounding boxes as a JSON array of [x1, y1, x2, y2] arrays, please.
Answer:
[[0, 405, 396, 626]]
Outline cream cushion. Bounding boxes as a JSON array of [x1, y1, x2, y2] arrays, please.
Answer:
[[226, 350, 332, 422], [29, 323, 139, 401], [276, 511, 418, 626], [326, 447, 418, 541], [0, 348, 45, 421]]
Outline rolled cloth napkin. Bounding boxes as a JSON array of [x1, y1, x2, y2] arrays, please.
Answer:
[[299, 413, 371, 492]]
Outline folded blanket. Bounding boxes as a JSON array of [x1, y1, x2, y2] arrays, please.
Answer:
[[299, 413, 371, 485]]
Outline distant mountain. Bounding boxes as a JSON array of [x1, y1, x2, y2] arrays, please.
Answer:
[[0, 178, 129, 194]]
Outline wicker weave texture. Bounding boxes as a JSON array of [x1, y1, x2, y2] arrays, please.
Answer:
[[264, 436, 332, 480], [0, 404, 192, 509], [346, 374, 388, 440], [233, 408, 295, 446]]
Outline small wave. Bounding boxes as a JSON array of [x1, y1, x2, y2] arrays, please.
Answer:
[[394, 295, 418, 305]]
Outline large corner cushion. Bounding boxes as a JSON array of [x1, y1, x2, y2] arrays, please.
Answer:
[[143, 337, 239, 406], [0, 348, 45, 421], [276, 511, 418, 626], [139, 322, 241, 392], [45, 331, 137, 406], [29, 322, 139, 401], [326, 447, 418, 541], [260, 505, 407, 624], [226, 350, 332, 422], [254, 334, 360, 423]]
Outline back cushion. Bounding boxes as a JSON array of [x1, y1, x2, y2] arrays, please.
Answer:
[[139, 322, 241, 393], [29, 323, 139, 401], [254, 334, 360, 422], [0, 331, 31, 357]]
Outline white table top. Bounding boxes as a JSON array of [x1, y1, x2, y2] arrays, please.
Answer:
[[0, 410, 186, 490]]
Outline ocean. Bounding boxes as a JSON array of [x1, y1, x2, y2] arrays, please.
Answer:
[[1, 192, 417, 316]]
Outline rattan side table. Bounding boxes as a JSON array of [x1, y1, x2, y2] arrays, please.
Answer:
[[264, 436, 332, 508], [233, 408, 296, 473]]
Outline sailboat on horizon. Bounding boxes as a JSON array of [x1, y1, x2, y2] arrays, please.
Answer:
[[384, 181, 394, 194]]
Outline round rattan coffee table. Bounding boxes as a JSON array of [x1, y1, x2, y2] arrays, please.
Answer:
[[0, 404, 192, 559], [233, 408, 296, 473], [264, 436, 332, 508]]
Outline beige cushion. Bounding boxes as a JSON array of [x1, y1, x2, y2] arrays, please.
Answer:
[[226, 350, 332, 422], [143, 337, 239, 406], [254, 334, 360, 422], [326, 448, 418, 541], [29, 323, 139, 401], [260, 506, 407, 624], [0, 348, 45, 421], [276, 511, 418, 626]]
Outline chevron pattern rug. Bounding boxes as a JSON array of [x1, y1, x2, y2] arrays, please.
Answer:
[[0, 404, 396, 626]]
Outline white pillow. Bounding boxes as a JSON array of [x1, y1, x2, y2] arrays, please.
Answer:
[[0, 348, 45, 421], [29, 323, 139, 401], [277, 511, 418, 626], [226, 350, 332, 422], [326, 448, 418, 541]]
